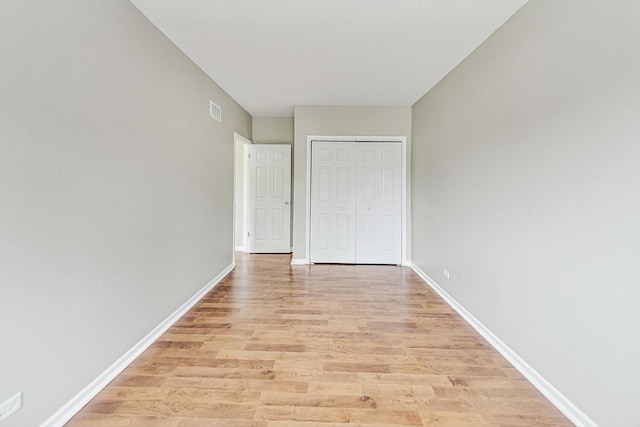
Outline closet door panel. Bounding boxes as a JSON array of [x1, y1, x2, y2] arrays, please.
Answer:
[[356, 143, 402, 264], [310, 142, 356, 263]]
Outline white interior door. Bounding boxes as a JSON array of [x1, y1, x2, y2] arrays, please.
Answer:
[[248, 144, 291, 253], [355, 143, 402, 264], [310, 142, 356, 263]]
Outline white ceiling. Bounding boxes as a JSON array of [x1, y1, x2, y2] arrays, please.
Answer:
[[130, 0, 527, 117]]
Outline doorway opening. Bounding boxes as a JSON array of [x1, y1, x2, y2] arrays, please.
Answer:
[[234, 136, 292, 256]]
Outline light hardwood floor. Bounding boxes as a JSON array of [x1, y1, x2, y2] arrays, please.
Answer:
[[67, 253, 572, 426]]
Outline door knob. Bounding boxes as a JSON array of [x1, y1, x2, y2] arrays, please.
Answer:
[[285, 201, 289, 205]]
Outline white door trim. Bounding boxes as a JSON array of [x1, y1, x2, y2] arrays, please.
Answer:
[[233, 132, 252, 264], [304, 135, 408, 265]]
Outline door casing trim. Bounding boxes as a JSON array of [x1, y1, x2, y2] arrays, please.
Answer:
[[233, 132, 252, 263]]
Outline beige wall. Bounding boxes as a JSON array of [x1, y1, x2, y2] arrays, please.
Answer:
[[0, 1, 251, 425], [292, 106, 411, 261], [253, 117, 294, 144], [411, 0, 640, 424]]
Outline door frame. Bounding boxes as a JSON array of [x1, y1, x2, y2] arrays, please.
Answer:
[[305, 135, 409, 265], [233, 132, 252, 263]]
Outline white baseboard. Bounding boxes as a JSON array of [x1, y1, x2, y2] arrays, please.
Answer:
[[40, 263, 235, 427], [409, 263, 597, 427], [234, 246, 244, 251], [290, 258, 310, 265]]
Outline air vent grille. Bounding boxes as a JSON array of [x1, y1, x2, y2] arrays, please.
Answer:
[[209, 100, 222, 122]]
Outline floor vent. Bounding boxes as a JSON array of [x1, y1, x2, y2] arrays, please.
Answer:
[[209, 100, 222, 121]]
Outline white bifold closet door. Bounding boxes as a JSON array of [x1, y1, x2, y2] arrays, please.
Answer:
[[310, 141, 401, 264]]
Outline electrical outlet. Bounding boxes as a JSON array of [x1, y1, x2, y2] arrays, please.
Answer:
[[443, 268, 450, 279], [0, 392, 23, 422]]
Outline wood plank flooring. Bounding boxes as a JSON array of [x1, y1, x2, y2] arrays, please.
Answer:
[[66, 253, 572, 426]]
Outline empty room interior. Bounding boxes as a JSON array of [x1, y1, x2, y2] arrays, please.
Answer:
[[1, 1, 639, 426]]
